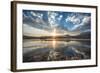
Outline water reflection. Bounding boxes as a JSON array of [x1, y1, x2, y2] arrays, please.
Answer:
[[23, 39, 91, 62], [52, 39, 56, 49]]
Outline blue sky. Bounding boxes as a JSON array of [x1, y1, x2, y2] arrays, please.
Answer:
[[23, 10, 91, 36]]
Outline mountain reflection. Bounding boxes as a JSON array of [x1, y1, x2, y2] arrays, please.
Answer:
[[23, 39, 91, 62]]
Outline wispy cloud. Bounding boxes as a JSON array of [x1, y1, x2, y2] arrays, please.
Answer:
[[30, 11, 43, 19], [71, 16, 91, 31], [66, 14, 81, 25], [65, 13, 91, 31], [57, 15, 63, 21], [48, 11, 59, 28], [23, 24, 52, 37], [23, 11, 52, 32], [82, 29, 91, 33]]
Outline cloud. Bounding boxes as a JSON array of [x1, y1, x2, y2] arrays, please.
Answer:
[[23, 11, 52, 30], [66, 15, 81, 25], [68, 15, 91, 31], [23, 11, 81, 36], [23, 24, 52, 37], [57, 15, 63, 21], [23, 10, 91, 37], [30, 11, 43, 19], [23, 24, 68, 37], [23, 13, 28, 18], [82, 16, 91, 24], [82, 29, 91, 33], [48, 11, 59, 28], [65, 13, 91, 31], [56, 28, 81, 36]]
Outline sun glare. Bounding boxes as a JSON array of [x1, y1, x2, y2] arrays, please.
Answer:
[[52, 29, 57, 37]]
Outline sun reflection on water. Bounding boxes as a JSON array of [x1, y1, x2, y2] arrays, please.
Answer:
[[52, 39, 56, 49], [52, 29, 57, 49]]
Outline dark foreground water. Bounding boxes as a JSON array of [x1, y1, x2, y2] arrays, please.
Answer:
[[23, 39, 91, 62]]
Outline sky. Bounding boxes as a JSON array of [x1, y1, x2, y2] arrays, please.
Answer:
[[23, 10, 91, 37]]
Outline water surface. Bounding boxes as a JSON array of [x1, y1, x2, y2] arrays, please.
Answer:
[[23, 39, 91, 62]]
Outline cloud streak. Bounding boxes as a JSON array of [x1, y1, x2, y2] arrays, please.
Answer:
[[71, 16, 91, 31], [30, 11, 43, 19], [23, 24, 52, 37], [48, 11, 59, 28], [66, 15, 81, 25], [65, 13, 91, 31]]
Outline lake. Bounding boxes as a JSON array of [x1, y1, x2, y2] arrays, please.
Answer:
[[23, 39, 91, 62]]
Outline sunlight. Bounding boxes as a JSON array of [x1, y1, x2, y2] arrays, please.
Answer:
[[52, 28, 57, 49], [52, 28, 57, 37], [52, 39, 56, 49]]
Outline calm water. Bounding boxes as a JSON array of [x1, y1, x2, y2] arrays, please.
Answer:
[[23, 39, 91, 62]]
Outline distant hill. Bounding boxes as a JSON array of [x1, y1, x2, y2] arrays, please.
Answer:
[[23, 32, 90, 40]]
